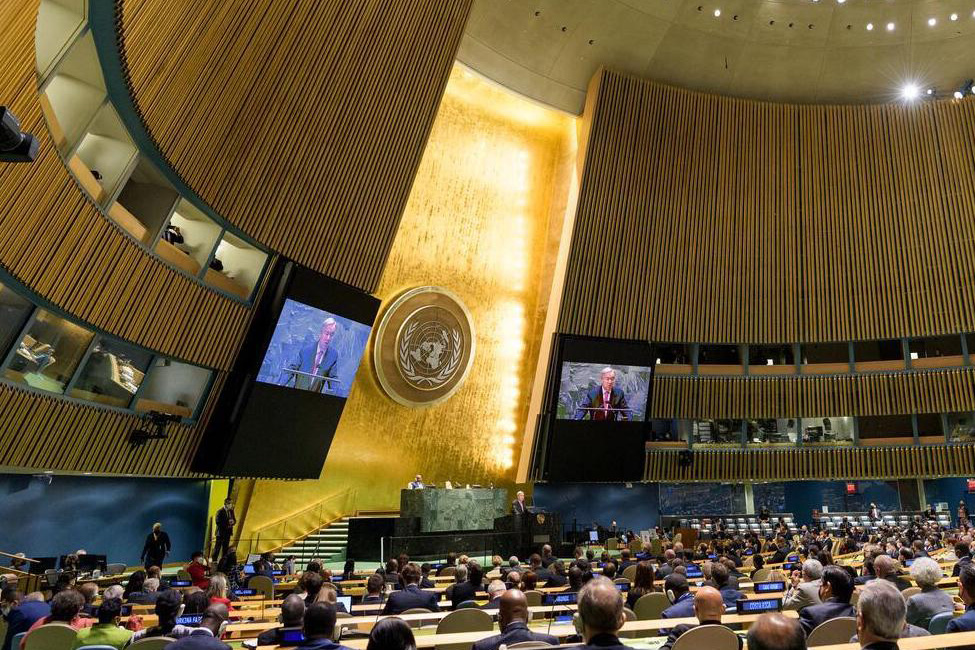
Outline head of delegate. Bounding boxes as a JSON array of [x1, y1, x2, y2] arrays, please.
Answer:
[[285, 316, 341, 393], [574, 367, 630, 421]]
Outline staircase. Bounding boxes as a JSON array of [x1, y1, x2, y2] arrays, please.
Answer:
[[279, 517, 350, 565]]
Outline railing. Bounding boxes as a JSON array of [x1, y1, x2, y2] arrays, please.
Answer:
[[237, 488, 357, 557]]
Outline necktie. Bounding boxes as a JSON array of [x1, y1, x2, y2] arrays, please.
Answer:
[[603, 391, 610, 418], [313, 347, 324, 375]]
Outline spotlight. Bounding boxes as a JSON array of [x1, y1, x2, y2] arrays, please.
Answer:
[[928, 17, 937, 26], [955, 91, 964, 100], [887, 22, 895, 31], [951, 12, 959, 21], [956, 79, 975, 99], [713, 8, 721, 17], [0, 108, 38, 164], [866, 22, 873, 30], [901, 83, 920, 100]]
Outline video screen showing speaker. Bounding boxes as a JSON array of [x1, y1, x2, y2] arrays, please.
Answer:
[[193, 261, 380, 479], [543, 335, 655, 481], [256, 299, 371, 398], [557, 362, 650, 421]]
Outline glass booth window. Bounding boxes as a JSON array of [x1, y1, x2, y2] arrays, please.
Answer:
[[69, 338, 153, 407], [693, 419, 742, 445], [947, 413, 975, 442], [802, 416, 854, 445], [654, 344, 692, 365], [909, 335, 963, 359], [698, 345, 742, 365], [206, 232, 268, 300], [801, 342, 849, 365], [916, 412, 943, 440], [750, 345, 795, 367], [4, 310, 94, 394], [747, 418, 798, 445], [858, 414, 913, 440], [854, 339, 904, 363], [0, 284, 34, 357], [136, 359, 211, 418], [155, 199, 221, 276]]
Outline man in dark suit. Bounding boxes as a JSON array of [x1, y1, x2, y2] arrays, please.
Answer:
[[873, 555, 911, 591], [381, 564, 439, 615], [616, 549, 636, 575], [574, 576, 629, 650], [471, 589, 557, 650], [162, 604, 230, 650], [479, 581, 506, 611], [573, 368, 630, 421], [946, 563, 975, 635], [296, 603, 354, 650], [660, 573, 695, 620], [212, 499, 235, 562], [2, 590, 49, 650], [856, 580, 907, 650], [709, 563, 744, 607], [953, 542, 972, 577], [660, 587, 742, 650], [285, 318, 340, 393], [799, 565, 856, 636], [257, 595, 306, 647], [512, 491, 528, 516]]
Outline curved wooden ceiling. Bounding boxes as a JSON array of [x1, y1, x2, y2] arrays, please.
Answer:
[[117, 0, 473, 291]]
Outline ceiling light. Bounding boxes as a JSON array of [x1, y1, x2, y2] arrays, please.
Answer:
[[886, 22, 895, 31], [714, 8, 721, 17], [951, 13, 959, 21], [928, 17, 937, 26], [866, 22, 873, 30], [836, 0, 845, 4], [955, 91, 965, 99], [901, 83, 920, 100]]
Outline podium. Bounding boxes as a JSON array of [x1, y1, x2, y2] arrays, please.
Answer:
[[400, 488, 506, 532], [495, 509, 562, 558]]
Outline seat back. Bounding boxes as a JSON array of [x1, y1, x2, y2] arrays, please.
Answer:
[[77, 646, 120, 650], [400, 608, 434, 629], [671, 624, 739, 650], [751, 568, 771, 583], [455, 600, 479, 609], [767, 570, 787, 583], [176, 569, 191, 581], [435, 608, 493, 650], [928, 611, 954, 635], [619, 607, 639, 639], [506, 644, 553, 650], [248, 574, 274, 599], [901, 586, 921, 601], [438, 566, 457, 577], [622, 565, 638, 582], [633, 592, 670, 620], [524, 589, 543, 613], [806, 617, 858, 646], [105, 563, 126, 576], [24, 623, 78, 650], [129, 638, 177, 650]]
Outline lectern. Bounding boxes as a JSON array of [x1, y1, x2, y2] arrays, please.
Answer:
[[399, 488, 506, 532]]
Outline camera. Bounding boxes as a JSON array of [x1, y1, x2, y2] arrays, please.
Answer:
[[0, 108, 39, 164], [129, 410, 183, 446]]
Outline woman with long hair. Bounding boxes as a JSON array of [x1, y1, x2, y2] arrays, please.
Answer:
[[206, 573, 232, 611], [366, 617, 416, 650], [123, 570, 146, 600], [626, 561, 655, 609]]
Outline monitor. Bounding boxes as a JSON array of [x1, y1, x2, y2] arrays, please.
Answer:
[[744, 549, 754, 555], [589, 530, 599, 543], [754, 581, 786, 593], [544, 593, 578, 605], [904, 559, 915, 567], [243, 564, 256, 575], [28, 557, 57, 574], [787, 554, 799, 563], [271, 569, 285, 576], [737, 598, 782, 615], [337, 596, 352, 612], [685, 566, 703, 578], [77, 554, 106, 573], [280, 630, 305, 644], [615, 582, 630, 592], [170, 580, 191, 587]]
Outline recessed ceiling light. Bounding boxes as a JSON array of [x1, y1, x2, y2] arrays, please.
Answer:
[[928, 17, 937, 26], [866, 22, 873, 30], [901, 83, 920, 100], [951, 13, 959, 21], [714, 8, 721, 17], [887, 22, 895, 31]]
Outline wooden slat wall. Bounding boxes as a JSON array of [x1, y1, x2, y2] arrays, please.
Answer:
[[651, 369, 975, 419], [0, 0, 247, 371], [559, 69, 975, 343], [116, 0, 474, 293], [646, 445, 975, 482]]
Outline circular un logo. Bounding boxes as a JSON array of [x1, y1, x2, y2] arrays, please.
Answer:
[[373, 287, 475, 407]]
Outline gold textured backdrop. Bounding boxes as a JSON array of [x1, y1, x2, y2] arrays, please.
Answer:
[[240, 66, 576, 534]]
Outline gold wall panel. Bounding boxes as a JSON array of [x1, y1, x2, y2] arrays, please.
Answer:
[[117, 0, 474, 292], [241, 66, 576, 535], [645, 446, 975, 482], [651, 369, 975, 419], [0, 0, 247, 371], [559, 69, 975, 344]]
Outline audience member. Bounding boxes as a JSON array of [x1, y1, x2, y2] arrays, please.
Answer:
[[709, 563, 744, 607], [362, 575, 384, 605], [21, 589, 93, 648], [746, 612, 805, 650], [874, 555, 911, 591], [659, 573, 694, 619], [567, 566, 585, 593], [77, 583, 98, 616], [783, 559, 823, 611], [257, 594, 306, 647], [128, 589, 189, 642], [856, 580, 906, 650], [206, 574, 232, 610], [626, 562, 656, 610], [162, 604, 230, 650], [546, 561, 567, 588], [660, 586, 741, 650], [366, 617, 416, 650], [520, 572, 537, 591], [906, 557, 954, 629], [947, 563, 975, 634], [541, 545, 556, 568], [71, 598, 132, 650], [186, 552, 210, 590], [418, 564, 435, 589], [297, 603, 352, 650], [575, 576, 626, 650], [470, 589, 557, 650], [954, 542, 972, 577], [481, 581, 505, 610], [448, 562, 482, 609], [602, 562, 618, 580], [382, 564, 439, 615], [299, 572, 325, 607], [2, 590, 48, 650], [124, 570, 147, 600], [799, 564, 856, 635]]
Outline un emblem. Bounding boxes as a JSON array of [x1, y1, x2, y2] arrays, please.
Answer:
[[373, 287, 475, 406]]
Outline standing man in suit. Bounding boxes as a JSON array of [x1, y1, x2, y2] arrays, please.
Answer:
[[574, 368, 630, 421], [141, 522, 171, 570], [285, 318, 340, 394], [471, 589, 558, 650], [868, 503, 881, 522], [512, 491, 527, 516], [799, 565, 856, 635], [212, 499, 235, 563], [408, 475, 425, 489], [381, 564, 439, 615]]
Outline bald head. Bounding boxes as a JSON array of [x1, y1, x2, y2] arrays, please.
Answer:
[[498, 589, 528, 628], [201, 603, 228, 636], [747, 613, 805, 650], [873, 555, 895, 578], [693, 586, 726, 622], [281, 594, 306, 627], [578, 576, 624, 641]]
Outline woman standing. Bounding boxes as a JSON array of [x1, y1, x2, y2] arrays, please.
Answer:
[[959, 500, 970, 527], [141, 523, 171, 570]]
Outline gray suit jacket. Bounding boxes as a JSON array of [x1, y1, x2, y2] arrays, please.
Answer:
[[906, 588, 955, 629], [783, 579, 822, 611]]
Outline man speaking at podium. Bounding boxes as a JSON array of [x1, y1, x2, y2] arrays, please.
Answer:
[[285, 318, 339, 393], [573, 367, 630, 421]]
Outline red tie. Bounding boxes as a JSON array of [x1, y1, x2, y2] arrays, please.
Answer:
[[603, 391, 610, 417]]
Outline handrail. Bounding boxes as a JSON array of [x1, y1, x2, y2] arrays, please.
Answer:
[[0, 550, 38, 563], [253, 488, 356, 535]]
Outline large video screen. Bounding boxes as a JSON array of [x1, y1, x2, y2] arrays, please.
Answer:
[[256, 299, 371, 398], [557, 362, 650, 421]]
